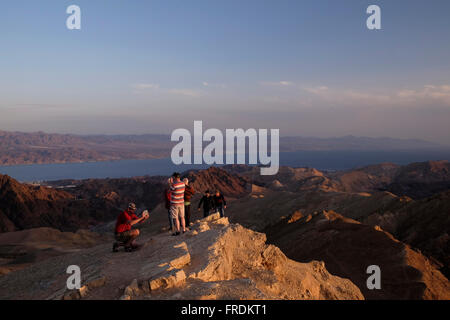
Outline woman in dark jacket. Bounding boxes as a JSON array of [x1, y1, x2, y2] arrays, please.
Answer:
[[212, 190, 227, 218], [198, 190, 214, 218]]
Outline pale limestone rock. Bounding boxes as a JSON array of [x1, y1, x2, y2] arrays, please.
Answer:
[[169, 253, 191, 270], [149, 269, 186, 291], [86, 276, 106, 289], [124, 279, 140, 297], [62, 291, 80, 300], [198, 223, 210, 233], [202, 213, 221, 222], [212, 217, 229, 226], [78, 285, 89, 298], [62, 285, 89, 300]]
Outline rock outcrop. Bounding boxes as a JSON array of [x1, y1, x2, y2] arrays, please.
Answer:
[[0, 174, 121, 233], [184, 167, 249, 198], [265, 210, 450, 300], [0, 214, 363, 300], [225, 161, 450, 199]]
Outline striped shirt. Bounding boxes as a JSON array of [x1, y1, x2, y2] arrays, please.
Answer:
[[170, 181, 185, 205]]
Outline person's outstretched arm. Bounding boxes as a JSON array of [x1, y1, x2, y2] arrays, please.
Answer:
[[129, 214, 147, 226]]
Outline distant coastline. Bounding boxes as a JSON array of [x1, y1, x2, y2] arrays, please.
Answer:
[[1, 149, 450, 183]]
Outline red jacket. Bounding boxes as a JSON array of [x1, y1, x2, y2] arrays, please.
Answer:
[[164, 189, 171, 209], [115, 209, 138, 234], [184, 185, 195, 202]]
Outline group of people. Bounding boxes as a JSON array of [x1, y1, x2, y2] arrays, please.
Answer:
[[198, 189, 227, 219], [112, 172, 227, 252], [164, 172, 227, 236]]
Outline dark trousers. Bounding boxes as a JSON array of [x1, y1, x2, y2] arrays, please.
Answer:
[[216, 204, 225, 218], [167, 209, 174, 230], [115, 230, 138, 247], [185, 204, 191, 226], [203, 208, 211, 218]]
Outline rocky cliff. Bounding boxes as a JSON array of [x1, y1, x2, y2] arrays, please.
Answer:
[[265, 210, 450, 300], [0, 174, 119, 233], [0, 214, 363, 300]]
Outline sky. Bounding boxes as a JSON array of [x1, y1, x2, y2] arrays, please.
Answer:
[[0, 0, 449, 145]]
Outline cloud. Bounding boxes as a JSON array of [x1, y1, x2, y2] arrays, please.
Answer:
[[396, 85, 450, 105], [202, 81, 226, 88], [167, 89, 203, 97], [303, 86, 329, 94], [300, 84, 450, 108], [131, 83, 203, 97], [0, 103, 74, 110], [260, 81, 294, 87], [132, 83, 160, 90]]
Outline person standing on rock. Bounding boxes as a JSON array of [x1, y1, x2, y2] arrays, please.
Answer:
[[213, 190, 227, 218], [170, 172, 186, 236], [183, 178, 195, 228], [198, 190, 214, 218], [164, 177, 174, 232], [113, 202, 149, 252]]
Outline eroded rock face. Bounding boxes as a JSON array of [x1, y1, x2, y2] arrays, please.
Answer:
[[266, 210, 450, 300], [0, 174, 120, 233], [184, 167, 249, 198], [0, 213, 363, 300], [119, 213, 363, 300]]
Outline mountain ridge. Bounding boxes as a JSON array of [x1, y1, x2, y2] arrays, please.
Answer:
[[0, 129, 446, 166]]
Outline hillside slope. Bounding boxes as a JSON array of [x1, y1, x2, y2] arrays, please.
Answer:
[[0, 227, 108, 276], [265, 211, 450, 300], [0, 214, 363, 300], [0, 174, 119, 233], [225, 161, 450, 199]]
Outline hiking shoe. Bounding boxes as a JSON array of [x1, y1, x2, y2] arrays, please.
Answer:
[[112, 242, 119, 253], [125, 245, 140, 252], [172, 232, 180, 236], [129, 244, 141, 252]]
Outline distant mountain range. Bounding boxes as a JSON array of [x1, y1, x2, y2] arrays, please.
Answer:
[[279, 135, 444, 151], [0, 130, 446, 166]]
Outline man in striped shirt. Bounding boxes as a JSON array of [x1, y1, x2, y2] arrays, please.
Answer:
[[170, 172, 186, 236]]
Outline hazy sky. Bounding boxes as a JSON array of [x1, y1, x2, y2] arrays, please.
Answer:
[[1, 0, 449, 144]]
